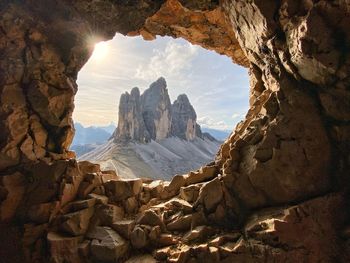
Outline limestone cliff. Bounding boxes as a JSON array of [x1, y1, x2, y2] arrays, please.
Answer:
[[171, 94, 198, 140], [140, 77, 172, 141], [114, 77, 206, 143], [114, 87, 150, 143]]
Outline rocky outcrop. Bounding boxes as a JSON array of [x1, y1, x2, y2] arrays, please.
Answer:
[[141, 77, 172, 141], [0, 0, 350, 262], [115, 87, 150, 143], [115, 77, 206, 143], [171, 94, 198, 140]]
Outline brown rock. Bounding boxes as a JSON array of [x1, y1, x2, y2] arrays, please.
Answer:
[[195, 178, 223, 212], [183, 226, 216, 242], [130, 226, 148, 249], [167, 214, 192, 231], [167, 174, 186, 193], [185, 165, 218, 185], [78, 161, 101, 174], [112, 219, 135, 239], [47, 232, 83, 263], [87, 226, 128, 262], [0, 172, 26, 222], [88, 193, 108, 205], [125, 254, 156, 263], [137, 210, 163, 227], [125, 196, 138, 214], [179, 184, 201, 203], [96, 204, 124, 225], [60, 207, 94, 236], [78, 240, 90, 258], [104, 179, 143, 201]]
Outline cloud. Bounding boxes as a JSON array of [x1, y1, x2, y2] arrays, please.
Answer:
[[232, 113, 245, 119], [135, 41, 199, 80], [197, 116, 232, 131]]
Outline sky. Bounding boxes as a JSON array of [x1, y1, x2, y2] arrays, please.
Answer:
[[74, 33, 249, 131]]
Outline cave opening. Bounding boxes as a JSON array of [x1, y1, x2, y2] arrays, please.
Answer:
[[71, 33, 249, 180]]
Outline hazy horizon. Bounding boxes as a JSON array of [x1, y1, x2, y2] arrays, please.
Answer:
[[73, 33, 249, 131]]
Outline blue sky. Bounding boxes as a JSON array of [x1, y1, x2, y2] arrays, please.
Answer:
[[74, 33, 249, 131]]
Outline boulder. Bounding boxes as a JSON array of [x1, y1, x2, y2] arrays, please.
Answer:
[[125, 254, 156, 263], [125, 196, 138, 214], [112, 219, 135, 239], [137, 210, 163, 227], [47, 232, 83, 263], [179, 184, 201, 203], [88, 193, 108, 205], [130, 226, 148, 249], [96, 204, 125, 225], [60, 207, 94, 236], [185, 165, 218, 185], [87, 226, 128, 262], [78, 161, 101, 174], [195, 178, 223, 212], [104, 179, 143, 201], [167, 214, 192, 231]]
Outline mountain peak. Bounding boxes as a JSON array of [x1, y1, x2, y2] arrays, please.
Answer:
[[114, 78, 206, 143]]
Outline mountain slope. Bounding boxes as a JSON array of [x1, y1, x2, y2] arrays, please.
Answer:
[[80, 137, 219, 180], [201, 127, 231, 141]]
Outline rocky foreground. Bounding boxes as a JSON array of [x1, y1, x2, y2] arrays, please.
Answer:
[[12, 158, 336, 263], [0, 0, 349, 262]]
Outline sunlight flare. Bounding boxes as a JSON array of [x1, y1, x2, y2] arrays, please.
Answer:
[[91, 41, 109, 61]]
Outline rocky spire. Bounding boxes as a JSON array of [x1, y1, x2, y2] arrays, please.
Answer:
[[141, 77, 172, 141], [171, 94, 199, 140], [114, 77, 205, 143], [114, 87, 150, 143]]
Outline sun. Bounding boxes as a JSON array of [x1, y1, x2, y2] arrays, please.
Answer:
[[91, 41, 109, 61]]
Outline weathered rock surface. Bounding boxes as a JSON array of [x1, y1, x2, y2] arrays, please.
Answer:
[[171, 94, 198, 140], [0, 0, 349, 262], [114, 77, 209, 143]]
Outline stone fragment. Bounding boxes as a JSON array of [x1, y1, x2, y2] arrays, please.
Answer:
[[88, 193, 108, 205], [87, 226, 128, 262], [180, 184, 201, 203], [167, 174, 187, 193], [104, 179, 143, 201], [26, 201, 60, 224], [96, 204, 125, 225], [64, 198, 96, 213], [130, 226, 148, 248], [158, 234, 177, 247], [0, 172, 26, 222], [125, 196, 138, 214], [167, 214, 192, 231], [125, 254, 156, 263], [145, 180, 164, 197], [60, 207, 94, 236], [47, 232, 83, 263], [195, 178, 223, 212], [184, 226, 216, 242], [154, 246, 171, 261], [185, 165, 218, 185], [137, 210, 164, 227], [78, 161, 101, 174], [112, 219, 135, 239]]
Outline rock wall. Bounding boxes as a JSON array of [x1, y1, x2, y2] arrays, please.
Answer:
[[115, 77, 204, 143], [140, 77, 172, 141], [0, 0, 349, 262], [171, 94, 198, 140]]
